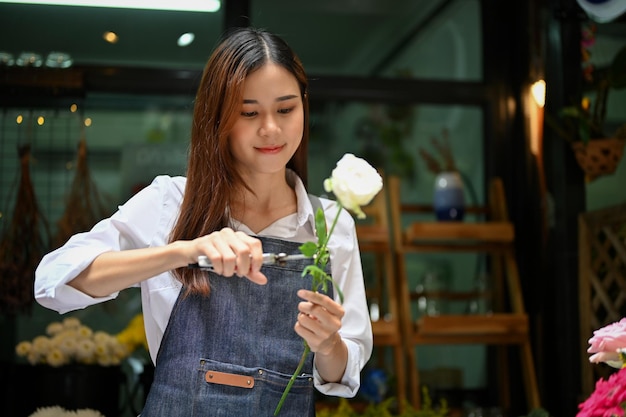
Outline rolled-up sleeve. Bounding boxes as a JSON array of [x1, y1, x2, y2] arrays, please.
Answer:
[[34, 175, 180, 314]]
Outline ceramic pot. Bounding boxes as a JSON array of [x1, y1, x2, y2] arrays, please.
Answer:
[[433, 171, 465, 221]]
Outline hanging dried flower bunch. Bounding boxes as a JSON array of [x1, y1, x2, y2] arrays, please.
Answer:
[[0, 144, 50, 316], [52, 136, 110, 249]]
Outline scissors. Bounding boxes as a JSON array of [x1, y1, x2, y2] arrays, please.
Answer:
[[188, 253, 311, 270]]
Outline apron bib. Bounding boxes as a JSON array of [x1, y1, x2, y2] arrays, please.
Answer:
[[141, 235, 332, 417]]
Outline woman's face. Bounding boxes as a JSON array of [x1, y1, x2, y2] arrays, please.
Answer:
[[229, 62, 304, 179]]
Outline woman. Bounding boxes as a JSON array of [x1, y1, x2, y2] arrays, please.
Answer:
[[35, 27, 372, 416]]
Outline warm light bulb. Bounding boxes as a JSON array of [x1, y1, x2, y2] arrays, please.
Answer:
[[103, 31, 119, 44], [531, 79, 546, 108]]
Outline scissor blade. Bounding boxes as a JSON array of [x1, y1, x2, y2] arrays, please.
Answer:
[[189, 253, 311, 270], [277, 253, 310, 262]]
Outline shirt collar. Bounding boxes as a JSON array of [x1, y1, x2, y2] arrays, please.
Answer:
[[288, 169, 317, 235]]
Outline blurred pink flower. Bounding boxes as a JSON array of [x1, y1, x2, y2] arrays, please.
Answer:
[[577, 367, 626, 417], [588, 318, 626, 365]]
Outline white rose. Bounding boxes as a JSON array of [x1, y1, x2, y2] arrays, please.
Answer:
[[323, 153, 383, 219]]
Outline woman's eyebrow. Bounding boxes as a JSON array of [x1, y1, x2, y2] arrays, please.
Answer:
[[276, 94, 299, 102], [242, 94, 299, 104]]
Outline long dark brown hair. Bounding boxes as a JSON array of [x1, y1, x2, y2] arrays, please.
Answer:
[[169, 27, 310, 294]]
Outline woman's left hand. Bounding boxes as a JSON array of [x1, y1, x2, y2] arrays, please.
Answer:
[[294, 289, 345, 355]]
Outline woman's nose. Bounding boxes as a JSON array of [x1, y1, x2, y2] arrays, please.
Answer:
[[258, 115, 280, 137]]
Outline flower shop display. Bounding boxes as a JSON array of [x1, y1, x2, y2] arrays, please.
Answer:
[[316, 386, 448, 417], [274, 153, 383, 415], [13, 315, 147, 417], [15, 316, 129, 367], [553, 24, 626, 146], [115, 312, 149, 358], [546, 22, 626, 181], [577, 317, 626, 417], [28, 406, 105, 417]]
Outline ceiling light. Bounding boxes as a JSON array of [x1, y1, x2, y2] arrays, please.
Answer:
[[16, 52, 43, 67], [103, 31, 119, 44], [177, 33, 195, 47], [0, 52, 15, 66], [45, 51, 73, 68], [0, 0, 221, 12]]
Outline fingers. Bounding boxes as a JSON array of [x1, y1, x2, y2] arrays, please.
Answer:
[[245, 270, 268, 285], [194, 228, 267, 284], [295, 290, 344, 354], [297, 290, 344, 320]]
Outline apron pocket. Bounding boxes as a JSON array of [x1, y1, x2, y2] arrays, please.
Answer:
[[198, 358, 315, 416]]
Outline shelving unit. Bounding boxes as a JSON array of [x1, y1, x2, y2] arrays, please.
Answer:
[[387, 175, 540, 411], [355, 183, 406, 408]]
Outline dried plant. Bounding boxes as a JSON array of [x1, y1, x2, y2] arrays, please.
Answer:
[[52, 136, 111, 249], [0, 144, 50, 316], [418, 128, 457, 175]]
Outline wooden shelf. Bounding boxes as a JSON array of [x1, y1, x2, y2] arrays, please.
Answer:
[[412, 313, 529, 345], [404, 221, 514, 242], [387, 175, 540, 411], [372, 320, 403, 345], [400, 221, 515, 252]]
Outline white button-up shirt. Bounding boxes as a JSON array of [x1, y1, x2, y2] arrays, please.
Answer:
[[35, 171, 372, 397]]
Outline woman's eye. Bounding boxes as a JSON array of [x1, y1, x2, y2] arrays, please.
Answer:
[[241, 111, 257, 117], [278, 107, 294, 115]]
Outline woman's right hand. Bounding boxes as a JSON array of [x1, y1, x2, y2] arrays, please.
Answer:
[[190, 227, 268, 285]]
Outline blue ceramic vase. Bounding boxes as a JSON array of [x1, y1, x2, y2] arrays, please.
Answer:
[[433, 171, 465, 221]]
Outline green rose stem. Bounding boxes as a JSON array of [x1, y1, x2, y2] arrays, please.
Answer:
[[274, 153, 383, 415], [274, 342, 310, 417], [274, 205, 344, 416]]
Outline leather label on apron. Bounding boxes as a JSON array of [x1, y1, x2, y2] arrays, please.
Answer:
[[205, 370, 255, 389]]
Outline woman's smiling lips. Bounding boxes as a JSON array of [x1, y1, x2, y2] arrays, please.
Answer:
[[256, 145, 284, 154]]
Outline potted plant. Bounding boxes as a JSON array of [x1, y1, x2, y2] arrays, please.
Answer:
[[547, 23, 626, 181]]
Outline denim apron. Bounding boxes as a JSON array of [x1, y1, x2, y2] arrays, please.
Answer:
[[141, 212, 333, 416]]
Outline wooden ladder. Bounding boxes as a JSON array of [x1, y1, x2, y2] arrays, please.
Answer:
[[356, 178, 407, 409], [387, 175, 540, 411]]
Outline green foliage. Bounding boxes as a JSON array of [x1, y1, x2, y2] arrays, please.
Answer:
[[316, 387, 449, 417], [549, 44, 626, 144], [300, 207, 344, 303]]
